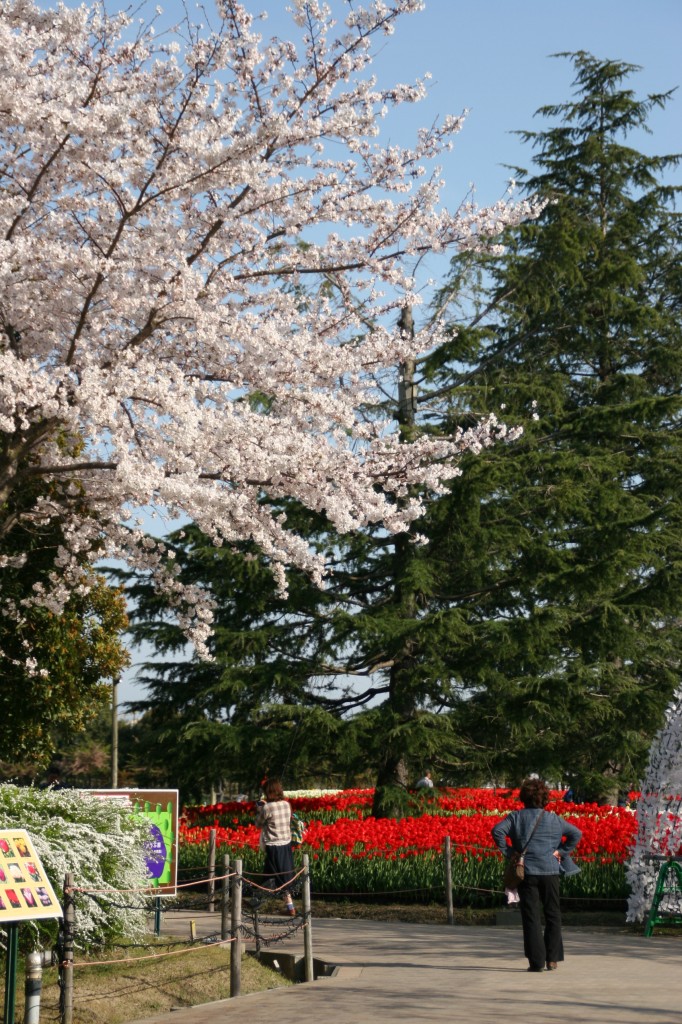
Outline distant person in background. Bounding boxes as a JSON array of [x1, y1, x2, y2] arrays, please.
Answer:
[[38, 766, 64, 790], [255, 777, 297, 917], [492, 777, 582, 973], [416, 770, 434, 788]]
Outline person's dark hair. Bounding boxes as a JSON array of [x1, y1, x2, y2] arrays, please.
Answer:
[[264, 778, 285, 802], [519, 778, 550, 809]]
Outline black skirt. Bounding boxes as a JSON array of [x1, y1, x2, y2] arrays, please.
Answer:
[[263, 842, 295, 890]]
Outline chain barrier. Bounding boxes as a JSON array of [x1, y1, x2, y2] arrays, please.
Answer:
[[68, 869, 625, 912], [61, 849, 625, 974], [239, 910, 310, 947], [59, 864, 310, 974]]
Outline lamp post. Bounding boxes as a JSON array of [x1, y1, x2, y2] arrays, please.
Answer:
[[111, 677, 119, 788]]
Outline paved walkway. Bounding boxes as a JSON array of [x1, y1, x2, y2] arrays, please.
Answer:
[[128, 910, 682, 1024]]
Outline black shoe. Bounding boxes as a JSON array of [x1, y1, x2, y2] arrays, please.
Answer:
[[527, 965, 544, 972]]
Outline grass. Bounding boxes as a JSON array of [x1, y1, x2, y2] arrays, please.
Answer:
[[9, 940, 291, 1024]]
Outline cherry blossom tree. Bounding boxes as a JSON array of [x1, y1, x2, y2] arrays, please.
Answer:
[[626, 687, 682, 923], [0, 0, 537, 665]]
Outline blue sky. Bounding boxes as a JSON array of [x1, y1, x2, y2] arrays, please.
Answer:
[[244, 0, 682, 207], [118, 0, 682, 702], [370, 0, 682, 203]]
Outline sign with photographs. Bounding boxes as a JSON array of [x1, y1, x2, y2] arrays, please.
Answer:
[[86, 790, 179, 895], [0, 829, 62, 923]]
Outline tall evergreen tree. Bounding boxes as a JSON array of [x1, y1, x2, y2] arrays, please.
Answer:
[[125, 53, 682, 806], [428, 52, 682, 798], [122, 512, 354, 796]]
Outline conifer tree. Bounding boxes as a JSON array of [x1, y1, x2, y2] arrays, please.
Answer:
[[125, 53, 682, 805], [429, 52, 682, 798]]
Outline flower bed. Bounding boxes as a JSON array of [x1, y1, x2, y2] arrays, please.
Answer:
[[179, 787, 649, 907]]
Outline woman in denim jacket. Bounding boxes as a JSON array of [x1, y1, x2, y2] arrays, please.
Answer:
[[492, 778, 582, 972]]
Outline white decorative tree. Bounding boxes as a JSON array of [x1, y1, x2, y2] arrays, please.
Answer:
[[0, 0, 538, 662], [626, 686, 682, 922]]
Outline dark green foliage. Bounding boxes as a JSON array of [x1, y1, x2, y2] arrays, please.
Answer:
[[429, 52, 682, 798], [0, 461, 129, 773], [120, 515, 351, 798], [123, 53, 682, 807]]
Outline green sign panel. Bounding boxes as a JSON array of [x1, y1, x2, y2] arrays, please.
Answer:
[[87, 790, 179, 894]]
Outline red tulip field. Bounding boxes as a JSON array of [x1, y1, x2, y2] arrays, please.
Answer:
[[178, 787, 662, 907]]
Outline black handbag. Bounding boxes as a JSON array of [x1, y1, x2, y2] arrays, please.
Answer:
[[502, 810, 544, 888]]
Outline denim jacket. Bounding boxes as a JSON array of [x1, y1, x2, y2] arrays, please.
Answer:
[[491, 808, 582, 876]]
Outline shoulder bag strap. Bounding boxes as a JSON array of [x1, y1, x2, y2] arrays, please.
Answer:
[[520, 809, 545, 856]]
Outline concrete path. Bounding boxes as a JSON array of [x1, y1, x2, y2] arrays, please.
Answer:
[[128, 910, 682, 1024]]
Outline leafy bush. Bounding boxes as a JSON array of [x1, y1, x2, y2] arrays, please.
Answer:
[[0, 784, 151, 951]]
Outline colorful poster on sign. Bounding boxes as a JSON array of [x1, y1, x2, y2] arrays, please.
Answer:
[[0, 830, 62, 924], [86, 790, 178, 894]]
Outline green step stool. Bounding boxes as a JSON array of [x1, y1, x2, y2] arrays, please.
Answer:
[[644, 856, 682, 936]]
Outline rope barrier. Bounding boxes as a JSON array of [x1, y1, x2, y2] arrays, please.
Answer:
[[64, 855, 627, 928], [311, 885, 439, 897], [68, 870, 236, 895], [241, 866, 306, 895], [306, 880, 625, 904], [62, 935, 236, 969], [109, 938, 198, 950], [241, 866, 307, 879]]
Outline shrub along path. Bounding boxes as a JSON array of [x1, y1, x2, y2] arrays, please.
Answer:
[[126, 909, 682, 1024]]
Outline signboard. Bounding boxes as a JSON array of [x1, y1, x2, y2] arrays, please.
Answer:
[[0, 829, 62, 923], [86, 790, 179, 894]]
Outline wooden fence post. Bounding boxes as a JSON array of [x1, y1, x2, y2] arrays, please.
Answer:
[[444, 836, 454, 925], [230, 858, 242, 997], [208, 827, 216, 912], [221, 854, 230, 941], [302, 853, 314, 982], [59, 872, 75, 1024]]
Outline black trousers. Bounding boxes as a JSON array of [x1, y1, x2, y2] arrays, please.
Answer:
[[518, 874, 564, 968]]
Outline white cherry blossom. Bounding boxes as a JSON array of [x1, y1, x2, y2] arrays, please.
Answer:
[[626, 688, 682, 923], [0, 0, 539, 659]]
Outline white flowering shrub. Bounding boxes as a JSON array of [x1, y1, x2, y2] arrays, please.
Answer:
[[0, 785, 150, 951], [626, 687, 682, 922]]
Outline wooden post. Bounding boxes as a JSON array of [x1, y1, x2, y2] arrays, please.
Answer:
[[443, 836, 454, 925], [59, 873, 75, 1024], [230, 858, 242, 998], [154, 894, 162, 937], [302, 853, 314, 982], [253, 904, 261, 956], [208, 827, 216, 912], [221, 854, 230, 941]]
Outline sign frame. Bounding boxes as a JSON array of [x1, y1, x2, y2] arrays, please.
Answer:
[[0, 828, 62, 924], [85, 789, 179, 895]]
